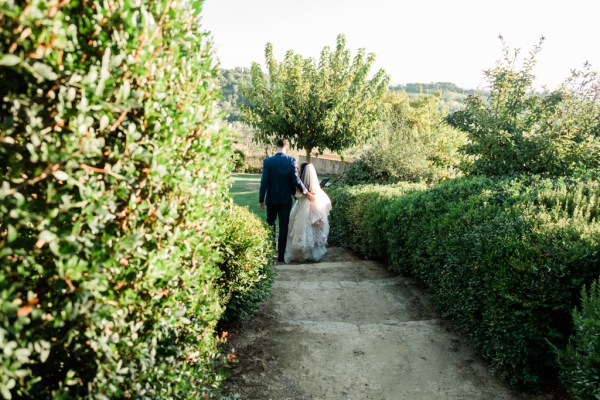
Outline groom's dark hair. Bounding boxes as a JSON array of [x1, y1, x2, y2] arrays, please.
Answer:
[[276, 138, 288, 148]]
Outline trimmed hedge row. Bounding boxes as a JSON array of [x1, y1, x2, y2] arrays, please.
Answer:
[[217, 204, 275, 322], [557, 279, 600, 399], [328, 176, 600, 388], [328, 182, 427, 259], [0, 1, 274, 398]]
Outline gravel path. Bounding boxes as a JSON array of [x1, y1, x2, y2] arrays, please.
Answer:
[[223, 247, 523, 399]]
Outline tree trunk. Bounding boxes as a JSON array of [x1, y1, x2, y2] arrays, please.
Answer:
[[305, 147, 312, 163]]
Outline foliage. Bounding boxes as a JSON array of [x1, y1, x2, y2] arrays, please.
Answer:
[[240, 34, 390, 161], [226, 122, 269, 174], [557, 280, 600, 399], [224, 70, 482, 121], [328, 176, 600, 388], [0, 0, 234, 398], [217, 205, 274, 322], [446, 38, 600, 177], [328, 183, 426, 258], [343, 92, 466, 185], [231, 149, 247, 172]]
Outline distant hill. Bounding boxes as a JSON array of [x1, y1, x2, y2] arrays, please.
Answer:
[[390, 82, 479, 95], [217, 68, 486, 121], [218, 67, 251, 122], [389, 82, 488, 112]]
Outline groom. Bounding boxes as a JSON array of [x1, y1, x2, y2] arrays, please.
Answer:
[[259, 138, 315, 262]]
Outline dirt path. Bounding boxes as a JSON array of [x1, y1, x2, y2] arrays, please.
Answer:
[[223, 247, 523, 399]]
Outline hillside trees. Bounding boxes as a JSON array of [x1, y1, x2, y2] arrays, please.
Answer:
[[240, 34, 389, 161], [219, 67, 251, 122]]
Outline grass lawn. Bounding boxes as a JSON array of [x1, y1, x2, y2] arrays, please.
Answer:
[[231, 173, 277, 249], [230, 173, 262, 216]]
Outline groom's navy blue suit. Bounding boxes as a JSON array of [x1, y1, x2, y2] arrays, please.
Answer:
[[259, 152, 307, 260]]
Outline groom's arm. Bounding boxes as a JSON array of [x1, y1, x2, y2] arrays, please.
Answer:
[[259, 159, 268, 211], [291, 159, 307, 194]]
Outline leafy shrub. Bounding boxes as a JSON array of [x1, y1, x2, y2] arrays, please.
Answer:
[[343, 92, 466, 185], [231, 149, 247, 172], [342, 159, 378, 186], [447, 39, 600, 177], [329, 176, 600, 388], [217, 205, 275, 322], [557, 280, 600, 399], [1, 1, 233, 398]]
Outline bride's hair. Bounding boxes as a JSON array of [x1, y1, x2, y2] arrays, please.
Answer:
[[302, 163, 321, 194], [299, 162, 309, 180]]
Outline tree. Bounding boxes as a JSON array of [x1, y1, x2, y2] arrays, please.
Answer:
[[446, 37, 600, 176], [240, 34, 390, 161]]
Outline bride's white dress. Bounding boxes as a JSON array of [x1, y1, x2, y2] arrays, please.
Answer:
[[284, 164, 332, 263]]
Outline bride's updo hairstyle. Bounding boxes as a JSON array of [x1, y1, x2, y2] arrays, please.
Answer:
[[299, 162, 309, 180]]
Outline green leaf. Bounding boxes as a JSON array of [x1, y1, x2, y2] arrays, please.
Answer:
[[7, 225, 17, 243], [14, 348, 31, 363], [0, 54, 21, 66], [32, 62, 58, 81], [52, 170, 69, 181], [1, 384, 12, 400]]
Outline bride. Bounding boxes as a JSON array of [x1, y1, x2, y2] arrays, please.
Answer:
[[284, 163, 332, 263]]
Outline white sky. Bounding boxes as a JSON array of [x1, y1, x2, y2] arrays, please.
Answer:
[[201, 0, 600, 90]]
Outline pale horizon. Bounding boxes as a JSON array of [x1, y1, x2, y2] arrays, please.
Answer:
[[202, 0, 600, 90]]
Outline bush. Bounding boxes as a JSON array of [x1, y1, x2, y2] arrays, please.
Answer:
[[217, 205, 275, 322], [329, 176, 600, 388], [231, 149, 247, 172], [1, 1, 233, 398], [557, 280, 600, 399], [343, 92, 466, 185], [447, 39, 600, 177]]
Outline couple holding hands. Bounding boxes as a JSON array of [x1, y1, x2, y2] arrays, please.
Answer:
[[258, 138, 332, 264]]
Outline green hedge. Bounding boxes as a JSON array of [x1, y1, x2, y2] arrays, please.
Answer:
[[328, 183, 426, 259], [0, 1, 236, 398], [217, 205, 274, 322], [557, 279, 600, 399], [328, 176, 600, 388]]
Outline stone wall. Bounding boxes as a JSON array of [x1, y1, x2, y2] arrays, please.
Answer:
[[298, 155, 348, 175]]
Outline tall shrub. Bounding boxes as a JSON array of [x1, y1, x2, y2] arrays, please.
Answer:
[[447, 39, 600, 176], [344, 92, 466, 185], [1, 1, 231, 398]]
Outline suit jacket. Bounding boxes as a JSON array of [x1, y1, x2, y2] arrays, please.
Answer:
[[259, 152, 306, 206]]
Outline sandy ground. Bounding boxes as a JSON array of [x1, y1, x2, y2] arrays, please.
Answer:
[[222, 247, 553, 400]]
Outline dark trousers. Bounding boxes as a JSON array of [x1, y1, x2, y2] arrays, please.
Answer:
[[266, 203, 292, 260]]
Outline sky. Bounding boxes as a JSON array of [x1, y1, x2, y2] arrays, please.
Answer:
[[201, 0, 600, 90]]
